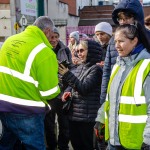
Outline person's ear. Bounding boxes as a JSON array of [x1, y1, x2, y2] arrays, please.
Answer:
[[132, 37, 138, 46], [43, 28, 51, 38]]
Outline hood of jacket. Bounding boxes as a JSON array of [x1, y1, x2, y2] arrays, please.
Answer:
[[112, 0, 144, 25], [86, 40, 102, 66]]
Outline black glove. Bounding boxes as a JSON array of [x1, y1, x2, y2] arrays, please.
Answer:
[[141, 143, 150, 150], [94, 122, 105, 143]]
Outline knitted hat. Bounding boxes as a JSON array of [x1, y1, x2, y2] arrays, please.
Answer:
[[95, 22, 112, 36], [69, 31, 79, 41], [53, 27, 59, 36]]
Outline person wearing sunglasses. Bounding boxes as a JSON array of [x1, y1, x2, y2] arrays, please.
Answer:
[[59, 40, 103, 150]]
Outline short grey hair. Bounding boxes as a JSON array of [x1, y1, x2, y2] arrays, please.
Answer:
[[33, 16, 54, 31]]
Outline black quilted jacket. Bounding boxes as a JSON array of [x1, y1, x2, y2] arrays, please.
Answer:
[[62, 40, 103, 122]]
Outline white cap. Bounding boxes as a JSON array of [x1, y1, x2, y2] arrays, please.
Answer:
[[95, 22, 112, 36], [69, 31, 79, 41]]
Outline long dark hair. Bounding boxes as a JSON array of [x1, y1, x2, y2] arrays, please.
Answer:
[[115, 21, 150, 52]]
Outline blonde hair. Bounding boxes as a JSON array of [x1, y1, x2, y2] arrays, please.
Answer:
[[68, 40, 78, 52], [79, 40, 88, 50]]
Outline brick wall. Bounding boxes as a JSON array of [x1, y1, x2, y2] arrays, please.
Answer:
[[0, 0, 10, 4], [143, 6, 150, 17], [59, 0, 76, 16]]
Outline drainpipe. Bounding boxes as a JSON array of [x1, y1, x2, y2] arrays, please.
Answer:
[[10, 0, 16, 35], [44, 0, 48, 16]]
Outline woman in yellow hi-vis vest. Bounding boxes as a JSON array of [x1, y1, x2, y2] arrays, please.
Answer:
[[98, 22, 150, 150]]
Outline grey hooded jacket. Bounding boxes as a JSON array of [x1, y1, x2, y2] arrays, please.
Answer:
[[96, 49, 150, 146]]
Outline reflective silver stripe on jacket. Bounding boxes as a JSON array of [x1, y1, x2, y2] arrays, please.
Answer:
[[0, 43, 53, 107], [24, 43, 47, 76], [0, 94, 45, 107], [40, 85, 59, 97], [0, 43, 46, 87]]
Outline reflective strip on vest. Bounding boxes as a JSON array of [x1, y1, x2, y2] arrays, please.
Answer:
[[105, 94, 108, 102], [134, 59, 150, 103], [105, 112, 108, 119], [110, 64, 118, 77], [120, 59, 150, 105], [120, 96, 146, 104], [0, 94, 45, 107], [119, 114, 148, 123], [40, 85, 59, 97]]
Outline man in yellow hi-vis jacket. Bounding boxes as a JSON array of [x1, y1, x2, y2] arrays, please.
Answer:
[[0, 16, 60, 150]]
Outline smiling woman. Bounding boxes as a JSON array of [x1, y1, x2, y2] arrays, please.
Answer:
[[76, 40, 88, 63], [58, 39, 103, 150]]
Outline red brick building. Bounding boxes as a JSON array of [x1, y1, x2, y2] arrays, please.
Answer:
[[59, 0, 77, 16], [0, 0, 9, 4]]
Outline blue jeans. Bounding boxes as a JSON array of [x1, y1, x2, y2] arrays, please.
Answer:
[[0, 112, 46, 150]]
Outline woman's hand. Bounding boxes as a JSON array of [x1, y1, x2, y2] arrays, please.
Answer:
[[58, 64, 69, 75], [72, 57, 82, 65], [62, 92, 71, 102], [96, 61, 104, 67]]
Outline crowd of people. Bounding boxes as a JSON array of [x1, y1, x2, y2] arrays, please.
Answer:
[[0, 0, 150, 150]]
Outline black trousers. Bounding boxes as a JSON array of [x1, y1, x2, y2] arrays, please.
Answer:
[[44, 98, 70, 150], [69, 121, 95, 150], [13, 140, 26, 150]]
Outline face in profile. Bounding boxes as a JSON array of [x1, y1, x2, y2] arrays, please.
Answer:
[[69, 37, 76, 45], [114, 29, 138, 57], [95, 31, 111, 45]]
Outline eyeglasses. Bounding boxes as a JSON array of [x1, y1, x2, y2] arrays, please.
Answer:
[[117, 17, 132, 22], [76, 49, 85, 54]]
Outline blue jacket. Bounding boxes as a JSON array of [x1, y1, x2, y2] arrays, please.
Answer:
[[100, 0, 150, 104]]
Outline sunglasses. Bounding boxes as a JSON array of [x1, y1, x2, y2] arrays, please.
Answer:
[[76, 49, 85, 54]]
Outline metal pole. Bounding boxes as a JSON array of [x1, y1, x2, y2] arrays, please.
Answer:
[[10, 0, 16, 35], [44, 0, 48, 16]]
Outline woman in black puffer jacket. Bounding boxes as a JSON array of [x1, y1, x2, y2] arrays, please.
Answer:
[[59, 40, 102, 150]]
